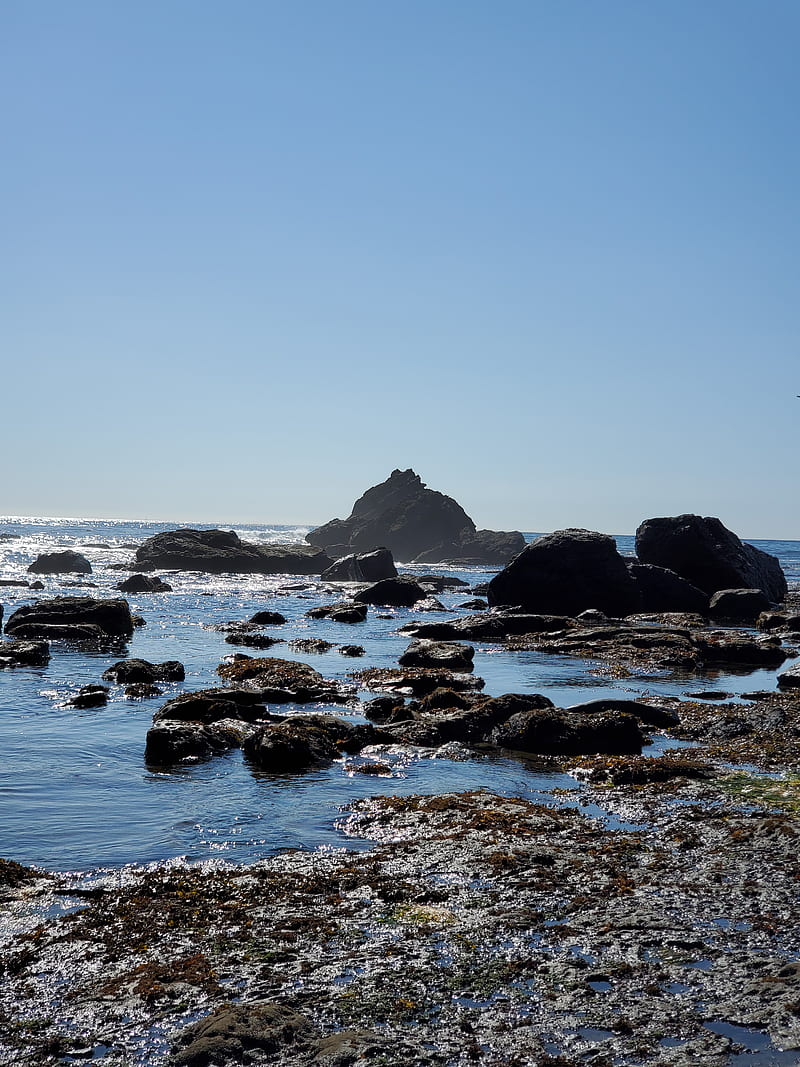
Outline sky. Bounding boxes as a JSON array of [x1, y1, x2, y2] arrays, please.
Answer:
[[3, 0, 798, 537]]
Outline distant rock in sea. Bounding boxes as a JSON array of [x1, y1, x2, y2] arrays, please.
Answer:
[[132, 528, 331, 575], [306, 468, 525, 565]]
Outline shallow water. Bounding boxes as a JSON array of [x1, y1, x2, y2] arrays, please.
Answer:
[[0, 517, 797, 873]]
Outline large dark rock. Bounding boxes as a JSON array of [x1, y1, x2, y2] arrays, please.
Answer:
[[635, 515, 787, 602], [625, 562, 709, 614], [132, 528, 331, 575], [492, 708, 644, 755], [5, 597, 134, 639], [488, 530, 641, 617], [306, 468, 524, 564], [306, 602, 368, 623], [145, 719, 257, 765], [216, 655, 353, 703], [27, 550, 92, 575], [321, 547, 397, 582], [243, 716, 378, 773]]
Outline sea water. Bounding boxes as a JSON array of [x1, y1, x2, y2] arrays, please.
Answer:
[[0, 517, 797, 873]]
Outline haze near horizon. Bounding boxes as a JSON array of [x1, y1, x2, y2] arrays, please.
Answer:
[[3, 1, 798, 538]]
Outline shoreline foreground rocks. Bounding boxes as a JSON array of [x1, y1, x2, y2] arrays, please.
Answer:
[[306, 468, 526, 564]]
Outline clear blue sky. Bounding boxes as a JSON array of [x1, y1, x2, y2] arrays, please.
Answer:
[[3, 1, 798, 536]]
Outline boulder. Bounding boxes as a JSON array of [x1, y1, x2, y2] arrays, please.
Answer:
[[777, 664, 800, 691], [27, 550, 92, 575], [116, 574, 172, 593], [321, 547, 397, 582], [488, 530, 642, 617], [102, 658, 185, 684], [635, 514, 787, 601], [492, 708, 644, 756], [306, 468, 524, 564], [224, 630, 284, 650], [398, 639, 475, 671], [248, 610, 287, 625], [145, 719, 256, 764], [132, 528, 331, 575], [413, 529, 527, 566], [354, 577, 427, 607], [305, 602, 368, 623], [5, 597, 134, 639], [216, 655, 353, 703], [64, 685, 110, 708], [708, 588, 772, 625], [625, 561, 709, 614], [0, 639, 50, 668], [243, 716, 378, 773], [154, 688, 271, 725]]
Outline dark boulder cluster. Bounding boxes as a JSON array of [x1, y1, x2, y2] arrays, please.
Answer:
[[307, 468, 525, 565], [488, 516, 786, 620]]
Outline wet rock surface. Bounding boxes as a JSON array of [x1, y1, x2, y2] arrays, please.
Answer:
[[4, 596, 134, 640], [133, 528, 332, 575], [27, 550, 92, 574]]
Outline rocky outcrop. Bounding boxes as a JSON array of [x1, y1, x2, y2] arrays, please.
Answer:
[[5, 597, 134, 640], [635, 515, 787, 602], [216, 655, 354, 703], [306, 468, 525, 564], [488, 530, 642, 617], [132, 529, 331, 575], [398, 639, 475, 671], [0, 638, 50, 668], [321, 547, 397, 582], [243, 716, 378, 773], [492, 708, 644, 755], [27, 550, 92, 575], [305, 602, 368, 623]]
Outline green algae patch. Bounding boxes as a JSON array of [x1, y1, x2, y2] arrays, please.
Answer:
[[717, 771, 800, 814]]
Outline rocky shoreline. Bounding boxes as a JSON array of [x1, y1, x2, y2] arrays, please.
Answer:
[[1, 485, 799, 1065]]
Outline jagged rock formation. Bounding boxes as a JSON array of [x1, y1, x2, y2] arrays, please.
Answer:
[[306, 469, 525, 565]]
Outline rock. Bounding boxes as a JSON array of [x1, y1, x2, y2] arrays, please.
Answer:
[[224, 630, 284, 650], [488, 530, 642, 617], [29, 581, 44, 590], [635, 514, 787, 601], [563, 698, 678, 728], [248, 610, 287, 625], [27, 550, 92, 575], [777, 664, 800, 690], [758, 610, 800, 633], [102, 659, 185, 684], [353, 666, 484, 696], [65, 685, 110, 709], [216, 656, 353, 703], [708, 588, 772, 625], [625, 562, 709, 614], [5, 597, 134, 639], [416, 575, 470, 592], [387, 691, 555, 748], [306, 602, 368, 623], [493, 708, 644, 756], [289, 638, 335, 654], [145, 719, 257, 765], [243, 716, 378, 773], [169, 1001, 316, 1067], [116, 574, 172, 593], [0, 580, 29, 588], [354, 577, 428, 607], [154, 688, 272, 725], [457, 598, 488, 610], [401, 610, 575, 642], [413, 530, 527, 566], [133, 528, 331, 575], [306, 468, 524, 564], [321, 547, 397, 582], [398, 639, 475, 671], [692, 633, 787, 668], [125, 683, 162, 700], [413, 596, 449, 612], [339, 644, 365, 657], [0, 638, 50, 668]]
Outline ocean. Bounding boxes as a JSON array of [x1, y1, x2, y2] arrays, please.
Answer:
[[1, 516, 798, 875]]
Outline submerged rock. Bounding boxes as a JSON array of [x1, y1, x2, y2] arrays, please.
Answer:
[[27, 550, 92, 575], [635, 514, 787, 601], [133, 528, 332, 575], [64, 685, 110, 708], [307, 468, 524, 564], [102, 658, 185, 684]]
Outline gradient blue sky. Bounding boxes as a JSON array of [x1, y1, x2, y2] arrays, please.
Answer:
[[3, 1, 798, 536]]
